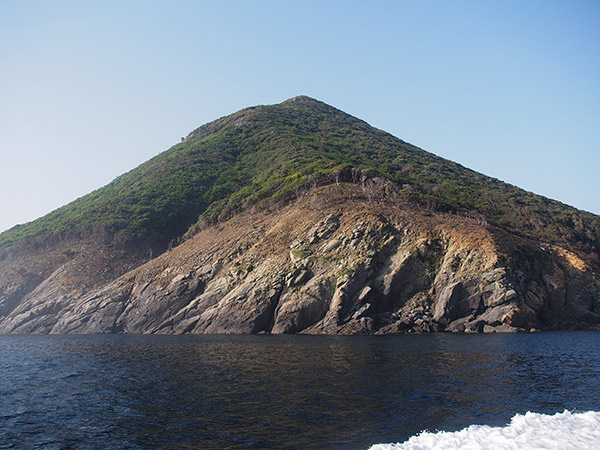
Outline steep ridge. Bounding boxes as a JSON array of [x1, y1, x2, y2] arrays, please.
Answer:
[[0, 97, 598, 333]]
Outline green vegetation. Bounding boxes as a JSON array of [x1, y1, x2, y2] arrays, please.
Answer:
[[290, 250, 308, 260], [337, 266, 353, 277], [1, 96, 599, 265], [234, 264, 254, 276]]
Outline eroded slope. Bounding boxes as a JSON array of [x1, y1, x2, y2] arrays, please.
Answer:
[[2, 184, 596, 334]]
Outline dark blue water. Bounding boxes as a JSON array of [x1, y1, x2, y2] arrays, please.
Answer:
[[1, 332, 599, 449]]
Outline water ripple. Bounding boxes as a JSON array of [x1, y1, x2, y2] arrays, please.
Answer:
[[0, 332, 599, 449]]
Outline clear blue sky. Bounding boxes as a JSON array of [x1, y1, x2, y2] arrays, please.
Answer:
[[1, 0, 599, 233]]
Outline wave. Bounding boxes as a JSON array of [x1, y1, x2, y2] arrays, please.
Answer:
[[368, 410, 600, 450]]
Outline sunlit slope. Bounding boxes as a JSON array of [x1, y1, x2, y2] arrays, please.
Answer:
[[1, 96, 598, 264]]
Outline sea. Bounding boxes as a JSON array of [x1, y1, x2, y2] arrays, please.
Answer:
[[1, 332, 599, 450]]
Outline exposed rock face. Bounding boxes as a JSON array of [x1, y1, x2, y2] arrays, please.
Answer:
[[1, 184, 598, 334]]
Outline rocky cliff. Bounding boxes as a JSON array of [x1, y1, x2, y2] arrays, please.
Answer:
[[0, 97, 599, 334], [1, 184, 598, 334]]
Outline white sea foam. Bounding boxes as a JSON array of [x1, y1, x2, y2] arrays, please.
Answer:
[[369, 410, 600, 450]]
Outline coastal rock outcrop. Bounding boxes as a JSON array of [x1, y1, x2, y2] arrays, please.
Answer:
[[1, 184, 597, 334]]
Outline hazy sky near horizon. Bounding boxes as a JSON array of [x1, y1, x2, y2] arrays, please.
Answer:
[[1, 0, 599, 233]]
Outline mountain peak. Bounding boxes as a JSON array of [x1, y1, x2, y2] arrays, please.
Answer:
[[277, 95, 344, 114], [2, 96, 599, 263], [280, 95, 323, 105], [0, 97, 599, 334]]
